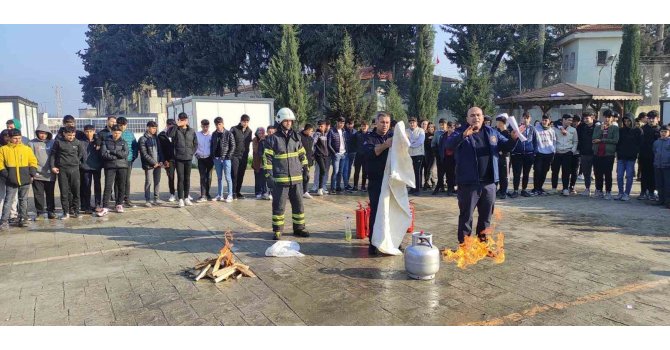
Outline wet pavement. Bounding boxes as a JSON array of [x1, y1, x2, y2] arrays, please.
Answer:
[[1, 169, 669, 325]]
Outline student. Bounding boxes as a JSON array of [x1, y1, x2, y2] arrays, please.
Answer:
[[158, 119, 177, 202], [592, 111, 620, 200], [299, 124, 315, 199], [532, 115, 556, 196], [263, 125, 277, 200], [312, 120, 330, 196], [652, 125, 670, 208], [328, 117, 347, 194], [28, 124, 57, 219], [230, 114, 253, 199], [50, 126, 85, 219], [406, 117, 425, 195], [432, 119, 449, 195], [115, 117, 139, 207], [577, 112, 597, 196], [442, 121, 458, 196], [353, 121, 369, 192], [56, 115, 86, 141], [639, 110, 661, 200], [138, 121, 162, 207], [97, 115, 116, 142], [509, 113, 536, 198], [569, 115, 582, 192], [80, 125, 103, 214], [97, 125, 129, 216], [251, 127, 267, 200], [167, 113, 198, 207], [423, 122, 437, 190], [342, 119, 357, 192], [616, 115, 642, 201], [551, 114, 578, 196], [211, 117, 235, 203], [0, 129, 38, 229], [495, 115, 511, 199], [195, 119, 213, 202]]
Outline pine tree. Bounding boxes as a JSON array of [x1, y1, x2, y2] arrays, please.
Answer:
[[259, 24, 311, 126], [327, 32, 370, 125], [385, 80, 407, 123], [448, 40, 494, 122], [614, 24, 642, 114], [409, 24, 440, 121]]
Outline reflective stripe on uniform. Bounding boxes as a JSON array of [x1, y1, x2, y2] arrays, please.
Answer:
[[274, 151, 301, 159], [292, 213, 305, 224], [272, 214, 285, 226], [273, 175, 303, 183], [298, 148, 308, 166], [263, 149, 274, 170]]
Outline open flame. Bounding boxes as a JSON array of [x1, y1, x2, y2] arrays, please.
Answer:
[[216, 231, 235, 268], [443, 209, 506, 269]]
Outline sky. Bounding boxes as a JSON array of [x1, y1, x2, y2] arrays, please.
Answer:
[[0, 24, 459, 116]]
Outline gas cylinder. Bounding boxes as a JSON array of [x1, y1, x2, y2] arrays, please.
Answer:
[[355, 202, 367, 239], [404, 231, 440, 280], [406, 201, 416, 233]]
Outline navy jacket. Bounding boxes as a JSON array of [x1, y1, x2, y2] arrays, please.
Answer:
[[363, 129, 394, 181], [510, 124, 537, 155], [444, 125, 514, 185], [327, 128, 346, 155]]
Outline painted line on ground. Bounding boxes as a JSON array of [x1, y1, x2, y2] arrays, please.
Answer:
[[461, 278, 670, 326]]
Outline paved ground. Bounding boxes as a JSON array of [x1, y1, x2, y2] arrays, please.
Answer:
[[1, 168, 669, 326]]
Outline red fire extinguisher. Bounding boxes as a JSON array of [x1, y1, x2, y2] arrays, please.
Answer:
[[355, 202, 368, 239], [406, 200, 416, 233], [365, 201, 371, 238]]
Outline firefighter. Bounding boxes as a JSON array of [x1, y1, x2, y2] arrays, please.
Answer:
[[263, 108, 310, 240]]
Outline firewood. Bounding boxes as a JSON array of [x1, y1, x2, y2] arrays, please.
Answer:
[[234, 264, 256, 278], [214, 268, 237, 283], [195, 264, 212, 281], [212, 266, 236, 278], [194, 259, 216, 270]]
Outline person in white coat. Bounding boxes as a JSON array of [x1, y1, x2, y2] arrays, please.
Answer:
[[407, 117, 425, 195]]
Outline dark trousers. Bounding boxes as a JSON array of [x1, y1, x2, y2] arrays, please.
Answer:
[[367, 177, 383, 244], [175, 160, 192, 200], [353, 153, 367, 189], [254, 170, 267, 195], [271, 183, 305, 233], [231, 156, 249, 195], [497, 155, 509, 193], [444, 155, 456, 191], [123, 161, 133, 202], [315, 156, 328, 189], [302, 166, 310, 191], [164, 160, 176, 195], [594, 155, 615, 192], [423, 152, 435, 186], [511, 154, 534, 191], [103, 168, 127, 207], [580, 155, 594, 190], [80, 169, 102, 210], [411, 155, 423, 192], [640, 157, 656, 194], [533, 153, 554, 191], [434, 156, 446, 189], [1, 184, 29, 222], [457, 183, 496, 244], [569, 154, 580, 189], [551, 152, 573, 190], [58, 167, 80, 213], [655, 168, 670, 205], [32, 180, 55, 214], [197, 157, 213, 198]]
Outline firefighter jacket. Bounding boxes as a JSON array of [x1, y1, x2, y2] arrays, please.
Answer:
[[263, 127, 308, 186]]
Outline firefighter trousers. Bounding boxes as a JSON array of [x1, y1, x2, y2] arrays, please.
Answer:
[[271, 183, 305, 233]]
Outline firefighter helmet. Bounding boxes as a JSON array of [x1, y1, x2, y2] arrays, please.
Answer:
[[275, 108, 296, 124]]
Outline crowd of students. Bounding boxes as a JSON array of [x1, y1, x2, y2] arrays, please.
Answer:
[[0, 108, 668, 231]]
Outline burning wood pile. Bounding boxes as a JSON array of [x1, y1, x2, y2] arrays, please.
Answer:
[[443, 209, 506, 269], [192, 231, 256, 283]]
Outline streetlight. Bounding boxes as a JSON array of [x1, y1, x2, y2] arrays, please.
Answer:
[[609, 54, 618, 90], [597, 55, 616, 89], [94, 86, 104, 116]]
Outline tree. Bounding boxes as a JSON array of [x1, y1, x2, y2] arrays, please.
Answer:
[[448, 40, 494, 122], [327, 33, 370, 125], [409, 25, 440, 121], [259, 24, 311, 126], [615, 24, 642, 114], [385, 80, 407, 122]]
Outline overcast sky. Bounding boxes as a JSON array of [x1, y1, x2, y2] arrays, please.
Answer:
[[0, 24, 458, 116]]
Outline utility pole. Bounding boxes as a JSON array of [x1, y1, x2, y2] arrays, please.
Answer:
[[651, 24, 665, 106], [54, 86, 63, 118]]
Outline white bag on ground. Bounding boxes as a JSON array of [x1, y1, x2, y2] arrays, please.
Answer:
[[265, 240, 305, 257], [371, 121, 415, 255]]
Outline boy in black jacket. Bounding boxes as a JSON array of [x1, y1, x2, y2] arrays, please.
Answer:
[[299, 124, 315, 199], [158, 119, 176, 202], [98, 126, 129, 216], [80, 125, 103, 214], [49, 126, 85, 219], [139, 121, 162, 206]]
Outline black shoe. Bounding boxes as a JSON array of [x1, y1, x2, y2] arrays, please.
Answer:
[[273, 231, 281, 240], [72, 212, 79, 218], [47, 212, 57, 219], [352, 187, 359, 192], [124, 201, 137, 208], [497, 192, 507, 200], [368, 244, 379, 256], [360, 187, 367, 192], [236, 193, 245, 199], [510, 191, 519, 198], [294, 228, 310, 237]]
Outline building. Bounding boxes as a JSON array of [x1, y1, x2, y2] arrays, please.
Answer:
[[0, 96, 39, 138], [558, 24, 623, 90]]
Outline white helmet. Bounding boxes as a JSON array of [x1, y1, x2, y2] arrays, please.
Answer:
[[275, 107, 296, 124]]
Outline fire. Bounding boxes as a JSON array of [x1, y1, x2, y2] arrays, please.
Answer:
[[443, 209, 506, 269], [216, 231, 235, 268]]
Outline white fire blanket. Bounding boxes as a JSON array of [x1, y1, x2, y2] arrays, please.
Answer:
[[371, 121, 415, 255]]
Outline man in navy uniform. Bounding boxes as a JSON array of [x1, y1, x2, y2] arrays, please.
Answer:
[[443, 107, 517, 245]]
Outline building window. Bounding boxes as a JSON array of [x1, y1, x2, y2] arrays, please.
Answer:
[[569, 52, 575, 70], [597, 50, 608, 66], [563, 55, 569, 70]]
